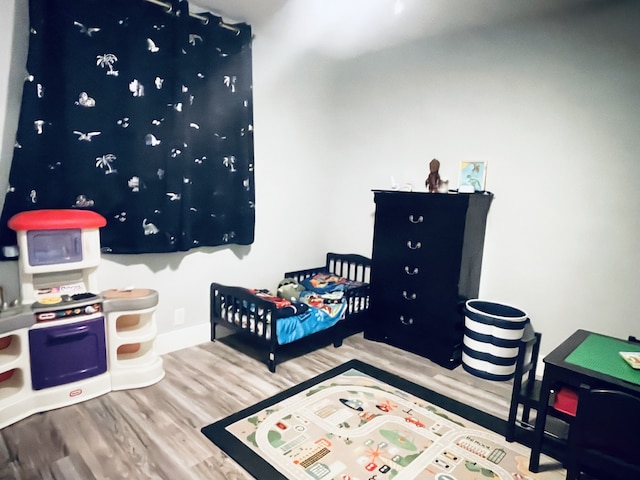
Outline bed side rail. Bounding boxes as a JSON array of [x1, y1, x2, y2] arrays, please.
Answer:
[[210, 283, 278, 342]]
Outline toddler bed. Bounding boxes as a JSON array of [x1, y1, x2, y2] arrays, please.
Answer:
[[210, 253, 371, 372]]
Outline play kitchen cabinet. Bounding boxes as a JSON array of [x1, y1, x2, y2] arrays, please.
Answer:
[[0, 297, 113, 429], [365, 190, 493, 368], [102, 288, 164, 391], [0, 289, 163, 429], [0, 310, 33, 425]]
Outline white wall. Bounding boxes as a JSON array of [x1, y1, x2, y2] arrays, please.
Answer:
[[1, 0, 639, 361], [252, 0, 640, 359], [0, 0, 28, 306]]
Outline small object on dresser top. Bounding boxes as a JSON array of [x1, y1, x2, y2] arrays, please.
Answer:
[[438, 178, 450, 193]]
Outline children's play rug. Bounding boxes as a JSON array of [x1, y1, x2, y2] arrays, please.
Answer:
[[201, 359, 564, 480]]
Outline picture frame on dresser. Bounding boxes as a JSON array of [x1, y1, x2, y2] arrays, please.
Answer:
[[459, 161, 487, 192]]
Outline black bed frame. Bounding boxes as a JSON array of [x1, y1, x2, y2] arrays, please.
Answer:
[[210, 253, 371, 372]]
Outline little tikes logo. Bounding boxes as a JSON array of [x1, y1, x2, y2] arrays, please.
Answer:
[[69, 389, 83, 397]]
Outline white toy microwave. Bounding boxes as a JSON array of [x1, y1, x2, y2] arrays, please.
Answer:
[[8, 209, 106, 303]]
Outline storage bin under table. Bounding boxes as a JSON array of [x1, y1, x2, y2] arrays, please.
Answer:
[[102, 289, 164, 390]]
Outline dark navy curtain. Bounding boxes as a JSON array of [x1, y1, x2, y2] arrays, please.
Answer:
[[0, 0, 254, 256]]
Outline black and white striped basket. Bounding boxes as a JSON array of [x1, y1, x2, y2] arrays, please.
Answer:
[[462, 299, 529, 381]]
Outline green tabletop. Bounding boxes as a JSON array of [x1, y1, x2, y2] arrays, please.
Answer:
[[565, 333, 640, 385]]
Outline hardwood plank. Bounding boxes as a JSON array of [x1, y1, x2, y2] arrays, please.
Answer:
[[0, 334, 558, 479]]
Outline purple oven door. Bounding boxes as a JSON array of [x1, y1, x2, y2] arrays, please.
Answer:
[[29, 316, 107, 390]]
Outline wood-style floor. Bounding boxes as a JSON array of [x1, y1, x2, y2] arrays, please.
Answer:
[[0, 332, 564, 479]]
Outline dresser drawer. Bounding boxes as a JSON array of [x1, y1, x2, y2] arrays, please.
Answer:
[[372, 255, 460, 286], [381, 312, 464, 348], [371, 277, 459, 313], [372, 236, 453, 272], [373, 191, 470, 237]]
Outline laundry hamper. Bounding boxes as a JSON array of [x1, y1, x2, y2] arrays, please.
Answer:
[[461, 300, 529, 381]]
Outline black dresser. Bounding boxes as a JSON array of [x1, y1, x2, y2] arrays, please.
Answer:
[[365, 190, 493, 368]]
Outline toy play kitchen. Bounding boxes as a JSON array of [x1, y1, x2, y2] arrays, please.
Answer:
[[0, 209, 164, 429]]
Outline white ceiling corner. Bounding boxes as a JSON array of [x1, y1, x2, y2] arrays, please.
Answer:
[[188, 0, 288, 24]]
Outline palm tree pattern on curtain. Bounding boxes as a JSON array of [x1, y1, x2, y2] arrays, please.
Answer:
[[0, 0, 255, 257]]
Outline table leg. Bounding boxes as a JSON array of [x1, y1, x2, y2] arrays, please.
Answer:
[[528, 372, 553, 472]]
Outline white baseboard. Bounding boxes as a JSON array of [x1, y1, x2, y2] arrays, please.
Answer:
[[155, 322, 210, 355]]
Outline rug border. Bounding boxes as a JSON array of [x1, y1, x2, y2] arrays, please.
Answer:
[[201, 359, 507, 480]]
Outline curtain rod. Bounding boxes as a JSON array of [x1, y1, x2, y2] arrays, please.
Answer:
[[144, 0, 241, 33]]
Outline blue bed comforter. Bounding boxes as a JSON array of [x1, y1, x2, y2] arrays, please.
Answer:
[[270, 273, 364, 345], [276, 299, 346, 345]]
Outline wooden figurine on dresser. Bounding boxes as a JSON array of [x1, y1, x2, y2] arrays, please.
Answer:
[[426, 158, 441, 192], [425, 158, 449, 193]]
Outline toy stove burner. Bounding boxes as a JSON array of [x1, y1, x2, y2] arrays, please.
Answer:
[[32, 292, 102, 322]]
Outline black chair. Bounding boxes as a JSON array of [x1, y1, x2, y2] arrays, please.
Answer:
[[565, 384, 640, 480], [505, 325, 542, 442]]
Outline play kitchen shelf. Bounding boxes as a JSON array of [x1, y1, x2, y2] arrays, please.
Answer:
[[102, 288, 164, 391], [0, 309, 33, 407], [0, 339, 29, 425]]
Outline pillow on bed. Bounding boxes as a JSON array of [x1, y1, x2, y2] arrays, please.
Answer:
[[300, 273, 364, 294], [249, 289, 309, 318], [298, 290, 345, 317]]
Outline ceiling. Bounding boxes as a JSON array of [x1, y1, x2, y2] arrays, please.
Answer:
[[189, 0, 598, 27], [189, 0, 288, 24], [188, 0, 601, 60]]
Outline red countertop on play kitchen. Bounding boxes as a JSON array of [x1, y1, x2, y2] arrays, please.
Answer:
[[8, 209, 106, 231]]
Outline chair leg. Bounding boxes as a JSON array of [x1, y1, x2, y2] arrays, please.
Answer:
[[565, 464, 579, 480], [506, 403, 518, 442], [522, 405, 531, 425], [505, 423, 515, 442]]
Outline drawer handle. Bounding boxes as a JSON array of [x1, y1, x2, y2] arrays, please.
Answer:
[[48, 325, 89, 340], [408, 215, 424, 224], [404, 266, 419, 275], [402, 291, 417, 300], [400, 316, 414, 325], [406, 241, 422, 250]]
